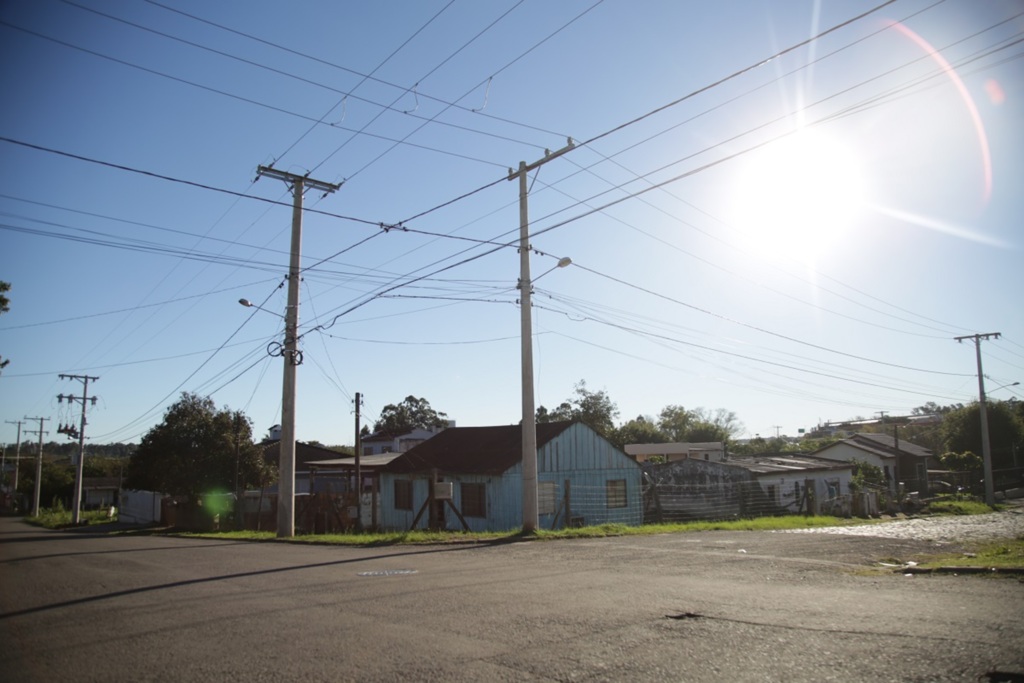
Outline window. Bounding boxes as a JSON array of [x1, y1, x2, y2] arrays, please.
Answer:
[[538, 481, 557, 515], [461, 482, 486, 518], [606, 479, 627, 509], [394, 479, 412, 511]]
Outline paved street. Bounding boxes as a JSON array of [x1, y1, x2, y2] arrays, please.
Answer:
[[1, 515, 1022, 682]]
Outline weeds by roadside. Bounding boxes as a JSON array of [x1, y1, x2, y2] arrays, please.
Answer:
[[24, 502, 116, 529]]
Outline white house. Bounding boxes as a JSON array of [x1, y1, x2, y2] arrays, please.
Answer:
[[625, 442, 726, 463], [812, 432, 931, 495]]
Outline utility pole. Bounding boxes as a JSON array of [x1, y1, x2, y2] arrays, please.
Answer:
[[955, 332, 1001, 505], [24, 416, 48, 517], [255, 165, 341, 538], [58, 374, 98, 524], [508, 138, 575, 533], [772, 425, 782, 439], [4, 420, 23, 507], [354, 392, 363, 531]]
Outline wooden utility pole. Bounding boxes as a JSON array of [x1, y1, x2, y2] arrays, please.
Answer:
[[58, 374, 98, 524], [508, 138, 575, 533], [354, 392, 363, 531], [955, 332, 1001, 505], [4, 420, 23, 506], [255, 165, 341, 538], [23, 416, 48, 517]]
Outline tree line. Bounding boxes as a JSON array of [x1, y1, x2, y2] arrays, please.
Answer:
[[6, 384, 1020, 510]]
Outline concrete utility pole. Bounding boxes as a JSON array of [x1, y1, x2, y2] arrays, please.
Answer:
[[4, 420, 23, 505], [955, 332, 1001, 505], [255, 165, 341, 538], [354, 392, 363, 531], [24, 416, 48, 517], [508, 138, 575, 533], [58, 374, 98, 524]]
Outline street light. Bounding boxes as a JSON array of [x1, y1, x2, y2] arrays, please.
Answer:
[[239, 298, 284, 318], [990, 381, 1020, 393]]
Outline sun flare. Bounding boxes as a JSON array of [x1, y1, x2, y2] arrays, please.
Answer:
[[730, 129, 867, 262]]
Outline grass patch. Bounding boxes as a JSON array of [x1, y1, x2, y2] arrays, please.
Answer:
[[25, 507, 116, 529], [172, 515, 857, 544], [917, 538, 1024, 570], [924, 499, 999, 516]]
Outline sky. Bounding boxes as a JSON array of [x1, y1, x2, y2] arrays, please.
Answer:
[[1, 0, 1022, 449]]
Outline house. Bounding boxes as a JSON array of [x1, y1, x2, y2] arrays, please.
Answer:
[[306, 452, 405, 529], [378, 421, 642, 532], [726, 454, 853, 515], [641, 454, 854, 522], [812, 432, 931, 495], [625, 441, 725, 463], [360, 424, 449, 456], [260, 439, 351, 495], [81, 476, 120, 509]]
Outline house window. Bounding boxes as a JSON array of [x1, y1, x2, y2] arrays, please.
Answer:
[[394, 479, 412, 511], [606, 479, 627, 509], [825, 479, 840, 498], [461, 483, 486, 518], [538, 481, 557, 515]]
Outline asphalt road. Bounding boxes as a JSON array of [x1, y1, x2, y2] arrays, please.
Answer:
[[1, 516, 1022, 682]]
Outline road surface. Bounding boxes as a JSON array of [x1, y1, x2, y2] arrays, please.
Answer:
[[1, 516, 1022, 682]]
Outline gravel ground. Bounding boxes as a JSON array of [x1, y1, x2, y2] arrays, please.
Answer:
[[780, 503, 1024, 543]]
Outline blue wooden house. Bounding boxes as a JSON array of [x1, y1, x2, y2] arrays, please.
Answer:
[[378, 420, 642, 532]]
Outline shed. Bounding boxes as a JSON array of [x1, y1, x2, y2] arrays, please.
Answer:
[[379, 421, 642, 532]]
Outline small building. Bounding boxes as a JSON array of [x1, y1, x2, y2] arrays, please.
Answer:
[[81, 477, 120, 509], [360, 424, 450, 456], [306, 452, 405, 529], [812, 433, 931, 495], [726, 454, 853, 515], [378, 421, 642, 532], [625, 441, 725, 463]]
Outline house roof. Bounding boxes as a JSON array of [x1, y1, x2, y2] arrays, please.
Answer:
[[814, 432, 931, 460], [261, 440, 349, 469], [726, 454, 852, 476], [307, 453, 404, 470], [383, 421, 576, 475]]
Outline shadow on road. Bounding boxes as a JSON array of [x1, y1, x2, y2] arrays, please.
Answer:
[[0, 541, 492, 621]]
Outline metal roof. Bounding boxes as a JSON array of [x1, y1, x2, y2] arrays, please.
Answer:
[[383, 421, 576, 475]]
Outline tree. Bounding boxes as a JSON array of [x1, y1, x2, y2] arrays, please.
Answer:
[[937, 450, 982, 473], [537, 380, 618, 435], [848, 458, 885, 492], [656, 405, 743, 443], [940, 401, 1024, 470], [372, 395, 448, 437], [610, 415, 667, 449], [125, 393, 270, 499]]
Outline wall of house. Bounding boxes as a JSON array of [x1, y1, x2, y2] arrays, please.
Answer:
[[814, 443, 896, 493], [756, 469, 852, 514], [378, 423, 642, 532], [643, 459, 758, 521]]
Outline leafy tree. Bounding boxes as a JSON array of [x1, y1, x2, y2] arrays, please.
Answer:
[[655, 405, 742, 443], [937, 450, 982, 472], [940, 401, 1024, 470], [609, 415, 667, 449], [849, 458, 885, 492], [372, 395, 448, 437], [912, 402, 963, 416], [656, 405, 694, 442], [537, 380, 618, 435], [125, 393, 270, 499]]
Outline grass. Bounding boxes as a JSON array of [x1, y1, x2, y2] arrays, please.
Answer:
[[915, 537, 1024, 571], [25, 506, 117, 529], [170, 515, 856, 545], [924, 499, 1000, 516]]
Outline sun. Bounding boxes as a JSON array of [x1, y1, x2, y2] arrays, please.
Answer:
[[729, 128, 867, 262]]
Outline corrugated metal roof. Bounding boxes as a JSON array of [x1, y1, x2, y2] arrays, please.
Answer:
[[727, 455, 852, 475], [383, 421, 575, 475]]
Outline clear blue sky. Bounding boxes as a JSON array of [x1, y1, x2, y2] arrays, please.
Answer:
[[1, 0, 1022, 448]]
